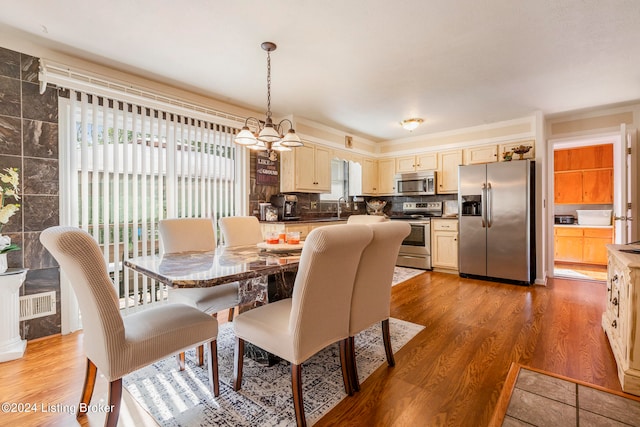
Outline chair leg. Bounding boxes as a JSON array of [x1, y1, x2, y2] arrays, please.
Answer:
[[382, 319, 395, 367], [339, 339, 353, 395], [227, 306, 235, 322], [291, 363, 307, 427], [347, 336, 360, 393], [77, 358, 98, 418], [104, 378, 122, 427], [233, 337, 245, 391], [177, 351, 186, 371], [207, 340, 220, 397], [196, 345, 205, 366]]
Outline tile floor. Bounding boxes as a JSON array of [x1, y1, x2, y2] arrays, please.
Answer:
[[502, 368, 640, 426]]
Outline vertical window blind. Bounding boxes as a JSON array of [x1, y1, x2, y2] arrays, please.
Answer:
[[59, 89, 246, 312]]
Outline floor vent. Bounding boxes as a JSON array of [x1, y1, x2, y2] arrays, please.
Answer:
[[19, 291, 57, 321]]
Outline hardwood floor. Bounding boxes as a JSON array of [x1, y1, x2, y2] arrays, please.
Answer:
[[0, 272, 622, 426]]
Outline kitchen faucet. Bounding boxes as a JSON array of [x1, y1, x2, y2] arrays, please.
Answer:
[[337, 196, 346, 218]]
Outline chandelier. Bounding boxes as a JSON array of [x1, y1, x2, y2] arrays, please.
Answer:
[[234, 42, 302, 160]]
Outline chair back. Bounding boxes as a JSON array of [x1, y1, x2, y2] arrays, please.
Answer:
[[159, 217, 216, 253], [349, 221, 411, 335], [289, 224, 373, 363], [219, 216, 263, 247], [40, 226, 125, 373], [347, 215, 388, 224]]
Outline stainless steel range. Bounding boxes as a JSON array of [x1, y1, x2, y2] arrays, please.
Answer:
[[390, 201, 442, 270]]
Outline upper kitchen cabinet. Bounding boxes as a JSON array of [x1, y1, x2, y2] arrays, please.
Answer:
[[396, 153, 437, 173], [463, 145, 498, 165], [361, 158, 378, 195], [280, 142, 331, 193], [437, 149, 463, 194], [362, 158, 396, 195], [554, 144, 613, 204]]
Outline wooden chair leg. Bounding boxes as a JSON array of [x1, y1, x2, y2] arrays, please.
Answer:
[[382, 319, 395, 367], [339, 339, 353, 395], [104, 378, 122, 427], [347, 336, 360, 392], [177, 351, 186, 371], [291, 363, 307, 427], [197, 345, 204, 366], [207, 340, 219, 397], [227, 306, 235, 322], [233, 337, 245, 391], [77, 358, 98, 417]]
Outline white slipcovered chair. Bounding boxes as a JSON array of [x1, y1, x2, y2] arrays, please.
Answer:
[[40, 226, 219, 427], [218, 215, 264, 247], [232, 224, 374, 427], [346, 214, 389, 224], [347, 221, 411, 392], [159, 217, 239, 368]]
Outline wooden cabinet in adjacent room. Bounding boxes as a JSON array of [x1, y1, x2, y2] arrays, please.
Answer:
[[554, 144, 613, 204], [554, 226, 613, 265]]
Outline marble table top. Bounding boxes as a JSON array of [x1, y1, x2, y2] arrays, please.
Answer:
[[124, 245, 301, 288]]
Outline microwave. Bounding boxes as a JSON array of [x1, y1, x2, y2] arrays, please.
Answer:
[[395, 172, 436, 195]]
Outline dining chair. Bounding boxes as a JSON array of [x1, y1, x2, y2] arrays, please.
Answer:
[[347, 221, 411, 392], [218, 215, 264, 247], [346, 214, 388, 224], [159, 217, 239, 368], [232, 224, 374, 427], [40, 226, 219, 427]]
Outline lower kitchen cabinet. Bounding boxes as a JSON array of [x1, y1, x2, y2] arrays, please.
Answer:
[[432, 219, 458, 270], [554, 226, 613, 265], [602, 246, 640, 396]]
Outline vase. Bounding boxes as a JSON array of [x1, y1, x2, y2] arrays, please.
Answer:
[[0, 253, 7, 274]]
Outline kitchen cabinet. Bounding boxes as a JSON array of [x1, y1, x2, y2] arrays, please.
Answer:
[[396, 153, 437, 173], [463, 145, 498, 165], [602, 246, 640, 396], [554, 226, 613, 265], [361, 158, 378, 195], [554, 144, 613, 204], [363, 158, 395, 195], [437, 149, 463, 194], [432, 219, 458, 270], [555, 144, 613, 171], [280, 142, 331, 193]]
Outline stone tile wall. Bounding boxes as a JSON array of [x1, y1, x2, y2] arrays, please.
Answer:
[[0, 46, 60, 340]]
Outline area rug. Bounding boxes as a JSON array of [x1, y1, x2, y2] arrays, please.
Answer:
[[489, 363, 640, 426], [392, 266, 425, 286], [124, 317, 424, 426]]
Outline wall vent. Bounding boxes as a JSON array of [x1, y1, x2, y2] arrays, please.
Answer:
[[19, 291, 57, 321]]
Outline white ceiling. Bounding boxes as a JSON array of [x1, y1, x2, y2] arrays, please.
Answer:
[[1, 0, 640, 142]]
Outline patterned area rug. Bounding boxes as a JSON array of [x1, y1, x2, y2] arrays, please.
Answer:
[[124, 317, 424, 426], [392, 266, 425, 286]]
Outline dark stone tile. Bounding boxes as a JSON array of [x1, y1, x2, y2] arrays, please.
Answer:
[[23, 119, 57, 158], [23, 195, 58, 232], [20, 54, 39, 83], [0, 115, 22, 155], [24, 231, 58, 269], [21, 81, 58, 123], [4, 231, 23, 269], [21, 267, 61, 340], [0, 76, 21, 118], [23, 157, 58, 195], [22, 311, 61, 340], [506, 388, 576, 426], [516, 369, 576, 406], [0, 47, 20, 79], [579, 409, 629, 426], [578, 385, 640, 425], [23, 266, 59, 295]]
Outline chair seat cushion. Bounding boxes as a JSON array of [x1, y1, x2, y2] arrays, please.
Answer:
[[106, 303, 218, 380], [168, 282, 239, 314], [234, 299, 298, 362]]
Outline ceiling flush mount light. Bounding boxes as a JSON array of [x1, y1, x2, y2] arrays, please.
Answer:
[[401, 118, 424, 131], [234, 42, 303, 161]]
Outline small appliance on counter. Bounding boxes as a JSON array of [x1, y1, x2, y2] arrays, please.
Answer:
[[270, 194, 300, 221], [554, 215, 575, 224]]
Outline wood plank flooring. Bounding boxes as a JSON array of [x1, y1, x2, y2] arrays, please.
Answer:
[[0, 271, 623, 426]]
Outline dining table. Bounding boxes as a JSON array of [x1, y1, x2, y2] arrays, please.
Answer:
[[124, 243, 303, 364]]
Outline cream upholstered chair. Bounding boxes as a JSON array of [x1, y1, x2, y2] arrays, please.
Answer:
[[346, 214, 388, 224], [218, 215, 264, 247], [232, 224, 374, 427], [40, 226, 219, 427], [159, 217, 239, 368], [347, 221, 411, 392]]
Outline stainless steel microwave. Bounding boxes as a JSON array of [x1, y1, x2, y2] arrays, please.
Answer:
[[395, 171, 436, 195]]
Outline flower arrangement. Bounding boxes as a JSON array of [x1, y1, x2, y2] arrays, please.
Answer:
[[0, 167, 20, 254]]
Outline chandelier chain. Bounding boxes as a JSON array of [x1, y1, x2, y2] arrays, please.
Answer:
[[266, 50, 272, 120]]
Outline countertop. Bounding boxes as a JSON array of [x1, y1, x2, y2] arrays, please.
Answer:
[[554, 224, 613, 229], [260, 218, 347, 225]]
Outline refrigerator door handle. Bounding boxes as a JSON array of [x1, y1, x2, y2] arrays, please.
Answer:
[[487, 182, 492, 228], [481, 183, 487, 228]]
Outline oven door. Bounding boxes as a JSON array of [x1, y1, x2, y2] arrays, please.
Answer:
[[402, 223, 429, 249]]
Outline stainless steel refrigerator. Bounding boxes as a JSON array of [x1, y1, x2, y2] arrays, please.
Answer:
[[458, 160, 535, 285]]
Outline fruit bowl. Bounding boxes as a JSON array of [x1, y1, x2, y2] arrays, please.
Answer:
[[366, 199, 387, 216]]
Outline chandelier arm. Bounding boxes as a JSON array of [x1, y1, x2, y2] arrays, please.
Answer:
[[243, 116, 262, 133]]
